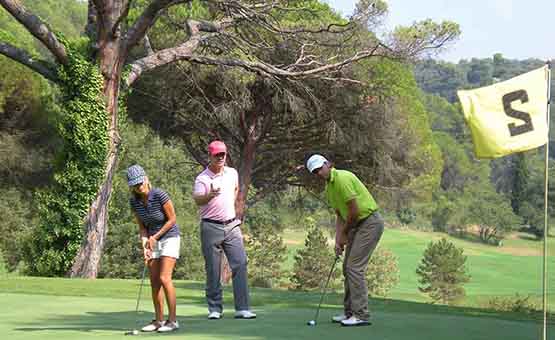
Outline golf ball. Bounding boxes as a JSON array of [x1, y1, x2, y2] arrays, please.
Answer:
[[132, 330, 139, 335], [307, 320, 316, 326]]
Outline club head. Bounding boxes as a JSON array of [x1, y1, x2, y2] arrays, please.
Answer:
[[125, 329, 139, 335], [307, 320, 316, 326]]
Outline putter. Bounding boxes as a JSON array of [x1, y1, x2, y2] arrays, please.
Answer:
[[307, 255, 340, 326], [125, 263, 148, 336]]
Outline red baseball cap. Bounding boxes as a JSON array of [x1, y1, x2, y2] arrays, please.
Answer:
[[208, 140, 227, 155]]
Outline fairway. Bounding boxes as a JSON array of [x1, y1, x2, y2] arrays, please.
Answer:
[[284, 227, 555, 307], [0, 277, 552, 340]]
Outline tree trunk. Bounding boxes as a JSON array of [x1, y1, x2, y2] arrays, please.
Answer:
[[237, 127, 258, 217], [69, 31, 124, 277], [68, 149, 119, 277]]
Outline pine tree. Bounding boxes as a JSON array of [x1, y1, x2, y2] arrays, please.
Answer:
[[290, 217, 336, 290], [245, 222, 287, 288], [416, 238, 470, 304], [366, 248, 400, 297]]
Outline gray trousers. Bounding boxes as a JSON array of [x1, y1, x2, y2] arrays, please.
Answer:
[[343, 212, 384, 320], [200, 221, 250, 313]]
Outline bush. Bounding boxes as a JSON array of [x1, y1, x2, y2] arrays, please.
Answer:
[[0, 250, 8, 276], [290, 217, 337, 290], [366, 248, 400, 297], [397, 207, 416, 225], [244, 220, 287, 288], [416, 238, 470, 304], [487, 294, 540, 314], [0, 188, 35, 272]]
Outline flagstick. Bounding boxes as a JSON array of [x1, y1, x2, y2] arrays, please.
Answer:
[[542, 61, 551, 340]]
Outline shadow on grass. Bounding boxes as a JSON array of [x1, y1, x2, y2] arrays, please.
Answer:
[[11, 302, 554, 340], [5, 278, 555, 340], [249, 287, 555, 324]]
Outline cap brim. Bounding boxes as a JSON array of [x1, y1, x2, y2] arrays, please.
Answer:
[[308, 161, 325, 173], [128, 176, 144, 186]]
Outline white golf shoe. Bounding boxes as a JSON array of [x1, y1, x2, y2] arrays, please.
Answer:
[[157, 320, 179, 332], [208, 311, 222, 320], [331, 314, 349, 323], [340, 316, 370, 327], [234, 310, 257, 319], [141, 320, 165, 332]]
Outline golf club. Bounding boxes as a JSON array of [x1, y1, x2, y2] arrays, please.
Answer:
[[125, 263, 148, 336], [307, 255, 340, 326]]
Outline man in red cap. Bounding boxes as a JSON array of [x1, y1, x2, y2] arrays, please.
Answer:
[[193, 140, 256, 320]]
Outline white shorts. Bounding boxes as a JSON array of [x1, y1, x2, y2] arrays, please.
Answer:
[[151, 236, 180, 259]]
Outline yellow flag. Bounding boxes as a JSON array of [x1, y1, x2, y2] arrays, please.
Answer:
[[457, 65, 549, 158]]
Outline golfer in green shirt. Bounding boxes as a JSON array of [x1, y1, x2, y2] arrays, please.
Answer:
[[306, 154, 384, 327]]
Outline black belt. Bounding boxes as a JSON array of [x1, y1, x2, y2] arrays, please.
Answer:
[[356, 210, 377, 228], [202, 217, 236, 225]]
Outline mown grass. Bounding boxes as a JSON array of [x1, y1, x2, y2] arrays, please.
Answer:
[[1, 226, 553, 339], [282, 227, 555, 308], [0, 276, 553, 340]]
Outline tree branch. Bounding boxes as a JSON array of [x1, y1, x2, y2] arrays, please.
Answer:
[[112, 0, 133, 37], [0, 0, 68, 65], [143, 34, 154, 55], [0, 42, 58, 82], [129, 40, 383, 87], [122, 0, 191, 54], [126, 34, 203, 86]]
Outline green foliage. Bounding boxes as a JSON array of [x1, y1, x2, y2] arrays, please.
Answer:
[[0, 188, 36, 272], [393, 19, 460, 55], [290, 217, 337, 290], [343, 59, 443, 210], [453, 185, 522, 244], [415, 55, 546, 102], [245, 201, 285, 232], [366, 248, 400, 297], [0, 249, 7, 276], [396, 207, 416, 225], [26, 38, 109, 276], [487, 294, 540, 314], [416, 238, 470, 304], [431, 192, 456, 232], [21, 0, 86, 40], [510, 154, 529, 215], [244, 208, 287, 288]]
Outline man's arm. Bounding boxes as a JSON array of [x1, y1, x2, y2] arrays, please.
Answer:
[[335, 211, 346, 255], [344, 198, 359, 234], [193, 182, 220, 206]]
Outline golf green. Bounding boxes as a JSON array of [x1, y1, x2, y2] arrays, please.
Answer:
[[0, 282, 551, 340]]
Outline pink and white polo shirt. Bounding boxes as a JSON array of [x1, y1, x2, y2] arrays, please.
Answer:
[[193, 166, 238, 221]]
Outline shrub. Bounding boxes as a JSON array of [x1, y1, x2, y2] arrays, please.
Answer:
[[487, 294, 540, 314], [290, 217, 337, 290], [397, 207, 416, 225], [416, 238, 470, 304], [244, 221, 287, 288], [0, 188, 35, 272], [0, 250, 8, 276], [366, 248, 400, 297]]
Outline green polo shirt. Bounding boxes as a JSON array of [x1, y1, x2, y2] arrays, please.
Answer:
[[325, 168, 378, 222]]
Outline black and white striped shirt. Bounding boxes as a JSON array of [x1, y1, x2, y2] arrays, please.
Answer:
[[130, 188, 180, 239]]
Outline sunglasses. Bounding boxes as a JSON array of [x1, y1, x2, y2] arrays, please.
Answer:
[[211, 152, 226, 158]]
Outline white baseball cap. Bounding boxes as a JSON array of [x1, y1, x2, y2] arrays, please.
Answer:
[[306, 154, 328, 173]]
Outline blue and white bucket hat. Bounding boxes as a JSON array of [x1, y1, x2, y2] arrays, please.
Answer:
[[127, 164, 146, 186]]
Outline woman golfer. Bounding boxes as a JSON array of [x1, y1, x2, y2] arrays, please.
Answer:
[[127, 164, 180, 333]]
